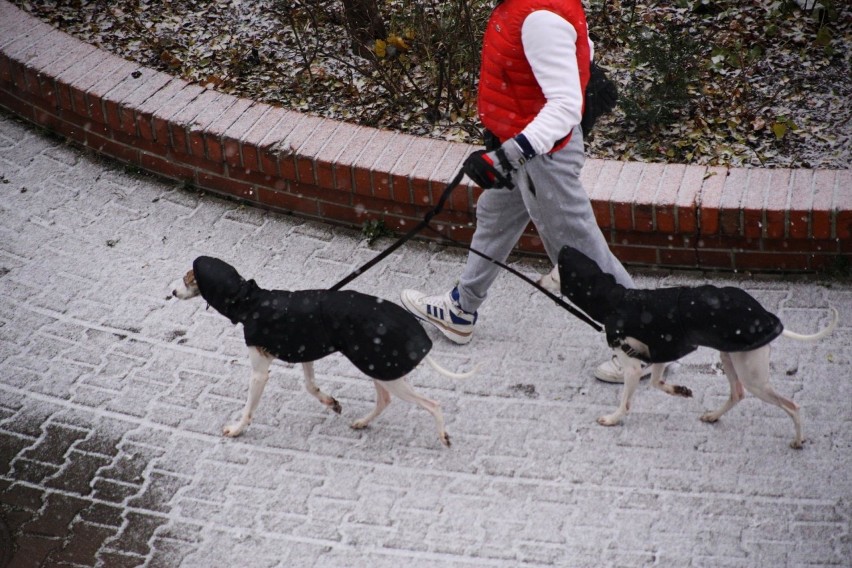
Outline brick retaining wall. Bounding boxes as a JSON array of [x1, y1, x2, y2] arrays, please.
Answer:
[[1, 1, 849, 272]]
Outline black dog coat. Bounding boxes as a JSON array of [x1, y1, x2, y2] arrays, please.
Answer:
[[192, 256, 433, 380], [556, 246, 784, 363]]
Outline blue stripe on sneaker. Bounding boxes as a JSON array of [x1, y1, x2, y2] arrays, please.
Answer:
[[450, 311, 470, 325]]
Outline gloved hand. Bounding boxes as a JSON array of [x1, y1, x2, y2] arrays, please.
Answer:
[[463, 136, 532, 190], [581, 63, 618, 135]]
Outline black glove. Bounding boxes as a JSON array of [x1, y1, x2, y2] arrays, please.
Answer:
[[581, 63, 618, 135], [463, 137, 530, 189]]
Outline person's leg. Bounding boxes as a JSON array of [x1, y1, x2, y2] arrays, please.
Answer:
[[455, 184, 531, 312], [399, 180, 530, 344], [520, 127, 634, 289]]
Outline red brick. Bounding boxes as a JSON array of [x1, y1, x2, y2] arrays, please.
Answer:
[[787, 169, 814, 239], [136, 80, 198, 141], [139, 152, 196, 183], [762, 238, 838, 254], [196, 171, 257, 202], [19, 29, 70, 96], [652, 164, 685, 233], [698, 167, 728, 236], [290, 118, 346, 184], [318, 201, 362, 225], [270, 114, 327, 180], [387, 135, 436, 204], [610, 161, 645, 231], [347, 130, 401, 198], [835, 209, 852, 241], [763, 169, 792, 239], [660, 247, 699, 267], [257, 186, 319, 217], [148, 83, 206, 146], [78, 59, 137, 121], [33, 43, 96, 105], [674, 165, 703, 234], [810, 169, 836, 239], [53, 50, 112, 112], [610, 245, 659, 265], [240, 106, 292, 172], [227, 166, 278, 190], [406, 139, 454, 205], [84, 131, 140, 165], [165, 88, 220, 152], [257, 111, 310, 175], [696, 249, 734, 270], [184, 91, 240, 158], [589, 161, 621, 228], [733, 252, 810, 272], [739, 169, 769, 239], [219, 102, 269, 169], [107, 69, 171, 136], [203, 97, 253, 164]]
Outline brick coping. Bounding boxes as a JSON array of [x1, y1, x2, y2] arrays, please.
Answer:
[[1, 1, 849, 272]]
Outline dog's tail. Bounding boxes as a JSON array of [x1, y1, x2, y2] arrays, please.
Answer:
[[425, 355, 479, 379], [782, 307, 838, 341]]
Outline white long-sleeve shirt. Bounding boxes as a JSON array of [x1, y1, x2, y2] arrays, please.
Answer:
[[519, 10, 593, 155]]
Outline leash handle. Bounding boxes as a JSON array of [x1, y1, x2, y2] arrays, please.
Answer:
[[330, 168, 466, 291]]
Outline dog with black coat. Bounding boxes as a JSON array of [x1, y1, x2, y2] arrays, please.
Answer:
[[540, 245, 838, 449], [172, 256, 475, 446]]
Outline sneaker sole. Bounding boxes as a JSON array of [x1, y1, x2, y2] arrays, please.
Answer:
[[400, 295, 473, 345]]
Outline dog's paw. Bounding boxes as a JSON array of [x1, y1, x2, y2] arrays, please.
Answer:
[[222, 423, 246, 437], [328, 398, 342, 414], [350, 419, 369, 430], [672, 385, 693, 398], [790, 439, 804, 450], [440, 432, 451, 448], [700, 412, 720, 423], [597, 414, 621, 427]]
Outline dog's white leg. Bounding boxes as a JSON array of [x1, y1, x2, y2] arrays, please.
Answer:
[[223, 347, 273, 437], [381, 377, 450, 447], [351, 380, 392, 430], [598, 351, 644, 426], [301, 362, 341, 414], [701, 351, 745, 424], [731, 347, 804, 449], [649, 363, 692, 398]]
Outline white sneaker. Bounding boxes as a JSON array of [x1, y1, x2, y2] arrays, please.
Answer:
[[594, 354, 652, 384], [537, 266, 561, 294], [400, 287, 477, 345]]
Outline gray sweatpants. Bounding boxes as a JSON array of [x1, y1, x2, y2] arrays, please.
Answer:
[[457, 127, 634, 313]]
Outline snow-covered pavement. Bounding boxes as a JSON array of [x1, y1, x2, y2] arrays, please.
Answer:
[[1, 111, 850, 567]]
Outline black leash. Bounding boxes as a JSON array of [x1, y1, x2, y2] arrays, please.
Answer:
[[330, 168, 603, 332], [330, 168, 466, 291], [422, 225, 602, 332]]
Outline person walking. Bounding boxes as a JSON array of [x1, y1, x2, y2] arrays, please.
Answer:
[[400, 0, 634, 383]]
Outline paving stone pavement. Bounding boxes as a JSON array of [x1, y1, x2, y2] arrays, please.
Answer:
[[0, 110, 850, 567]]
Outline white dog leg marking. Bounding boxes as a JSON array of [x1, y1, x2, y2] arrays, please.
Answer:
[[223, 347, 273, 437], [302, 362, 341, 413], [598, 351, 643, 426], [382, 377, 450, 447], [351, 380, 392, 430], [701, 352, 745, 423], [730, 347, 804, 449]]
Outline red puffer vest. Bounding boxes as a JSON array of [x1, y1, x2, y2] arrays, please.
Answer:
[[478, 0, 591, 147]]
